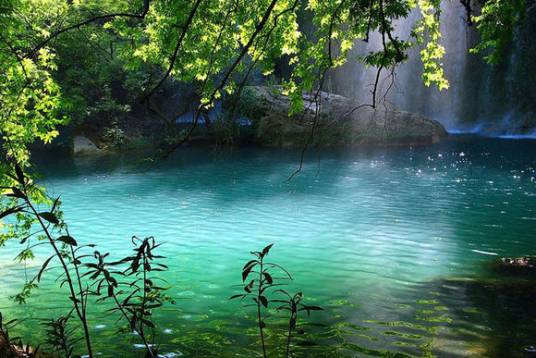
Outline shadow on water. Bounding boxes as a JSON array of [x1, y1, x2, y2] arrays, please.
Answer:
[[412, 262, 536, 358], [313, 265, 536, 357], [32, 134, 536, 180], [30, 144, 435, 203]]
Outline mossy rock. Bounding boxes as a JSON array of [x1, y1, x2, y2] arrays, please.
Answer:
[[229, 86, 448, 147]]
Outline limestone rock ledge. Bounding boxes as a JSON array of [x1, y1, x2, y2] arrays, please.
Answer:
[[73, 135, 103, 155], [232, 86, 448, 147]]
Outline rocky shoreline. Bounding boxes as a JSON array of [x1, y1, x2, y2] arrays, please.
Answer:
[[47, 86, 449, 156]]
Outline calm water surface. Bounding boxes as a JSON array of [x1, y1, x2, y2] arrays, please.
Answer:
[[1, 135, 535, 357]]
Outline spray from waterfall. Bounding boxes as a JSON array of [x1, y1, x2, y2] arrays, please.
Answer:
[[326, 1, 536, 137]]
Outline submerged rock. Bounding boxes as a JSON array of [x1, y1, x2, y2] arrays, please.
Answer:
[[420, 276, 536, 357], [497, 256, 536, 269], [73, 135, 103, 155], [230, 86, 448, 147]]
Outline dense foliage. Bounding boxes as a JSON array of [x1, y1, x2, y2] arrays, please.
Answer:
[[1, 0, 528, 162]]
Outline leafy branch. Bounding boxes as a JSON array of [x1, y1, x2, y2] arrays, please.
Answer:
[[273, 291, 323, 357], [85, 236, 172, 358]]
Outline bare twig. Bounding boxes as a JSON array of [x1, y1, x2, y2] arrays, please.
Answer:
[[287, 0, 346, 180]]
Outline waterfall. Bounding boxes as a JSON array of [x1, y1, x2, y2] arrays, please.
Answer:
[[326, 1, 536, 136]]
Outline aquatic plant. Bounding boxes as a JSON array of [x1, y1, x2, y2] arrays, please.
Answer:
[[0, 163, 95, 356], [231, 244, 322, 357], [41, 314, 76, 358], [86, 236, 173, 358], [230, 244, 283, 357], [272, 291, 323, 357], [0, 312, 20, 357]]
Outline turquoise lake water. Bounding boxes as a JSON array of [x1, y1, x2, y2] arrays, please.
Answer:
[[1, 135, 535, 357]]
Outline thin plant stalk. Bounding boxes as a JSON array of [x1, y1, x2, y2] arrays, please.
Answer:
[[22, 191, 93, 358], [108, 285, 155, 357], [231, 244, 293, 358], [139, 249, 155, 357], [273, 291, 323, 358], [285, 313, 293, 357], [257, 258, 267, 358]]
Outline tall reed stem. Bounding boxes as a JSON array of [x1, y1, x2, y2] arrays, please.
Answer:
[[257, 260, 267, 358], [23, 194, 93, 357]]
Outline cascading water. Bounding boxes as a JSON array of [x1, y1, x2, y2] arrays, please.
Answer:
[[326, 1, 536, 137]]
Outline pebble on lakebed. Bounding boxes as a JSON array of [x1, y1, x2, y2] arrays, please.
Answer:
[[498, 256, 536, 268]]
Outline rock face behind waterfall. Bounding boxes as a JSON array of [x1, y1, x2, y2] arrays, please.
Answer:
[[233, 86, 447, 147]]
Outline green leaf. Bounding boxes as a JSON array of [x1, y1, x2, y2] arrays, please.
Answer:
[[141, 319, 155, 328], [304, 305, 323, 311], [242, 264, 255, 282], [57, 235, 77, 246], [244, 280, 254, 293], [259, 295, 268, 308], [6, 187, 26, 199], [230, 294, 246, 300], [262, 272, 273, 285], [36, 255, 54, 282], [38, 212, 59, 225], [261, 243, 274, 256], [243, 259, 258, 271]]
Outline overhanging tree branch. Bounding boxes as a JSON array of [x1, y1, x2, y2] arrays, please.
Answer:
[[157, 0, 281, 158], [25, 0, 151, 59], [141, 0, 204, 101]]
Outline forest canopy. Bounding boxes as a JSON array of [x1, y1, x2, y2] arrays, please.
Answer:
[[0, 0, 528, 163]]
